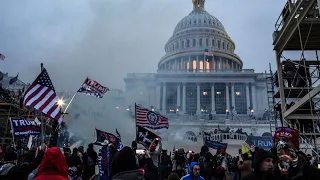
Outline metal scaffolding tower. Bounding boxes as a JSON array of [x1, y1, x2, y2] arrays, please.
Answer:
[[265, 63, 278, 133], [273, 0, 320, 158]]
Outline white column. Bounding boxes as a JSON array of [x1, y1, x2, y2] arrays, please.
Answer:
[[226, 84, 230, 111], [177, 84, 181, 108], [155, 84, 161, 110], [162, 83, 166, 113], [189, 56, 192, 72], [175, 60, 178, 70], [246, 83, 250, 114], [231, 83, 236, 114], [211, 84, 216, 114], [182, 83, 186, 114], [196, 83, 201, 115], [251, 84, 257, 112], [196, 56, 199, 72]]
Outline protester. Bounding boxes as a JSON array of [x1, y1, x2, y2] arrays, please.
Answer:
[[34, 147, 69, 180]]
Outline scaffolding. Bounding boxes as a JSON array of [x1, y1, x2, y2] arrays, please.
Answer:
[[265, 64, 278, 134], [273, 0, 320, 158], [0, 102, 28, 146]]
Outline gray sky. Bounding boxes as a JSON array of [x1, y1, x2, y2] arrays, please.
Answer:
[[1, 0, 287, 91]]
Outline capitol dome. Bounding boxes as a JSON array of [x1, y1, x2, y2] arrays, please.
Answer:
[[158, 0, 243, 71]]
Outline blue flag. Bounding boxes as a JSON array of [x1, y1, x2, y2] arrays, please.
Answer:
[[203, 132, 228, 149]]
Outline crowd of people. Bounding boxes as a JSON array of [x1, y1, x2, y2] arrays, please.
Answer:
[[0, 126, 320, 180]]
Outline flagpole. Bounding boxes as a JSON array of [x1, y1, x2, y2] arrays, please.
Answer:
[[134, 103, 137, 143], [40, 63, 45, 143], [62, 76, 87, 115], [63, 92, 78, 114], [9, 118, 16, 148]]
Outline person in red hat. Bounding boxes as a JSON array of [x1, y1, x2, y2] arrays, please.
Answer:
[[262, 127, 320, 180]]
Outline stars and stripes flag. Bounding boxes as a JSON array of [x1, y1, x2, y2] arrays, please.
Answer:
[[243, 136, 255, 152], [135, 105, 169, 129], [204, 49, 213, 62], [0, 54, 5, 61], [23, 68, 62, 123]]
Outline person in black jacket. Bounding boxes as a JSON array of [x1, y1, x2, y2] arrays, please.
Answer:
[[241, 149, 275, 180], [0, 146, 24, 180]]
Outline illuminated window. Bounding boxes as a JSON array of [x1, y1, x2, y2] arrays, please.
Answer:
[[187, 61, 190, 70], [193, 60, 197, 71], [202, 91, 208, 95], [206, 61, 210, 70], [199, 61, 203, 71]]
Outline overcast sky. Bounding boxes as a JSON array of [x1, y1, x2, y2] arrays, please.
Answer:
[[1, 0, 287, 91]]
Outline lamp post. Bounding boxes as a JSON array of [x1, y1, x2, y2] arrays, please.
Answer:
[[226, 109, 229, 119], [250, 109, 254, 119]]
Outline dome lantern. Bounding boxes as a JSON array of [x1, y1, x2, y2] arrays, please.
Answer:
[[192, 0, 205, 10]]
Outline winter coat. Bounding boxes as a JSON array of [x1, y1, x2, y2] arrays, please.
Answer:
[[34, 147, 69, 180]]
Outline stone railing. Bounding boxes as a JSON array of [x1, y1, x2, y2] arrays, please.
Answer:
[[157, 69, 255, 74], [166, 114, 277, 125]]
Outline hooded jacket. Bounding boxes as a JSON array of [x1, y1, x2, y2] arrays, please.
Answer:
[[181, 162, 204, 180], [241, 150, 275, 180], [34, 147, 69, 180]]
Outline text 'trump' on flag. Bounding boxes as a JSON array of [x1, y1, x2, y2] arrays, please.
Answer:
[[23, 68, 62, 123], [135, 105, 169, 129], [77, 77, 109, 98]]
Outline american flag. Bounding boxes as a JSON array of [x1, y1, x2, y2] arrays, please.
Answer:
[[23, 68, 62, 123], [204, 49, 213, 56], [135, 105, 169, 129], [243, 136, 255, 152], [0, 54, 5, 61]]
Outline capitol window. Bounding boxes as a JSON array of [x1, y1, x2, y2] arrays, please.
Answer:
[[193, 39, 196, 47], [212, 39, 215, 47], [223, 42, 225, 49], [182, 41, 185, 48], [199, 38, 203, 46], [218, 40, 221, 49], [187, 40, 190, 47], [206, 39, 209, 47]]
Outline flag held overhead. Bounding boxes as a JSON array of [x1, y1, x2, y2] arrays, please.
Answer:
[[77, 77, 109, 98]]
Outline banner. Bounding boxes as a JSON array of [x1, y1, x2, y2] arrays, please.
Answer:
[[94, 129, 122, 150], [203, 132, 228, 150], [251, 136, 273, 150], [78, 77, 109, 98], [10, 118, 41, 136]]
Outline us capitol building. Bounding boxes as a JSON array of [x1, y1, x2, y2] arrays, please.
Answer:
[[124, 0, 274, 152]]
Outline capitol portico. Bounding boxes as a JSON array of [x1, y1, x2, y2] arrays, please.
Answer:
[[124, 0, 269, 122]]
